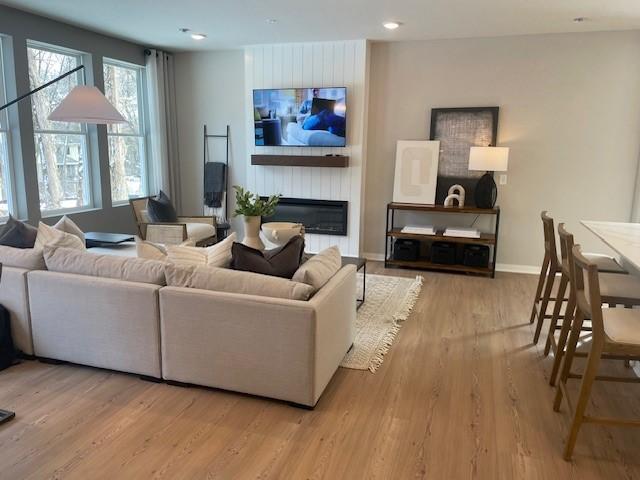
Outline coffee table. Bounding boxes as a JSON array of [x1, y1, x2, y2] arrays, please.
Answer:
[[85, 232, 135, 248]]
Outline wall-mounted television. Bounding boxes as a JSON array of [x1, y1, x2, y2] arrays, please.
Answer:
[[253, 87, 347, 147]]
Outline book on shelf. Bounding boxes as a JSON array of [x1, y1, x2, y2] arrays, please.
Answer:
[[400, 225, 436, 235], [443, 227, 481, 238]]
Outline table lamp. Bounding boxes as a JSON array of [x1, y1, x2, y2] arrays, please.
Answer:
[[468, 146, 509, 208]]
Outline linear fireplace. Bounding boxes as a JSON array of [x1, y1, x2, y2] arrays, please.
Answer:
[[261, 197, 348, 236]]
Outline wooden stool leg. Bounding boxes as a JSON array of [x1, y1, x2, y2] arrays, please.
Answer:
[[534, 266, 556, 344], [563, 343, 602, 460], [544, 272, 568, 356], [549, 291, 575, 386], [530, 255, 550, 324], [553, 311, 585, 412]]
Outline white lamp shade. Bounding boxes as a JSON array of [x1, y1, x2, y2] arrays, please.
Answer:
[[468, 146, 509, 172], [48, 85, 126, 124]]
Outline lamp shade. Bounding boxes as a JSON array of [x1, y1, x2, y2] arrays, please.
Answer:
[[48, 86, 126, 124], [468, 146, 509, 172]]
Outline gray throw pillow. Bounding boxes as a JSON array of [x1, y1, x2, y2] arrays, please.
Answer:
[[0, 216, 38, 249], [147, 190, 178, 223], [231, 235, 305, 278]]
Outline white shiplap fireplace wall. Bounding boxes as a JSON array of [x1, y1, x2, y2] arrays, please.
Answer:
[[244, 40, 370, 257]]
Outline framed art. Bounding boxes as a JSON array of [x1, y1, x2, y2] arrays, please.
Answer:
[[429, 107, 499, 205], [392, 140, 440, 205]]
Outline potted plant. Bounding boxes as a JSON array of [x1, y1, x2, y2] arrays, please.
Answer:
[[233, 186, 280, 250]]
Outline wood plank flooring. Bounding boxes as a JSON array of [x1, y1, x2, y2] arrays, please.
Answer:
[[1, 264, 640, 479]]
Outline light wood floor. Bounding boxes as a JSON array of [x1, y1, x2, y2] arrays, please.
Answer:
[[1, 264, 640, 479]]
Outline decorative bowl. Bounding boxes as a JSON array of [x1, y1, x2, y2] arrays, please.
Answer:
[[261, 222, 304, 246]]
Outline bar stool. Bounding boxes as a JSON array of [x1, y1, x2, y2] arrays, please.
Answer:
[[530, 212, 626, 345], [553, 244, 640, 460], [547, 224, 640, 386]]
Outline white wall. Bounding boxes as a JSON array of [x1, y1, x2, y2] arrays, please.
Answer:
[[174, 50, 246, 231], [244, 41, 370, 256], [365, 31, 640, 268]]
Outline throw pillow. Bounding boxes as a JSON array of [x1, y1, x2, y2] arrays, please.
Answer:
[[34, 221, 85, 250], [53, 215, 85, 243], [165, 263, 314, 301], [0, 216, 38, 249], [135, 237, 196, 261], [231, 235, 304, 278], [292, 245, 342, 291], [0, 245, 46, 270], [43, 246, 166, 285], [147, 190, 178, 223], [166, 232, 236, 267]]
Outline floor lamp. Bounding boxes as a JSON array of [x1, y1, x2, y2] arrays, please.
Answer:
[[0, 64, 125, 426]]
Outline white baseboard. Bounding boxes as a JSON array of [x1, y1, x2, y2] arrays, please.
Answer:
[[362, 252, 539, 276]]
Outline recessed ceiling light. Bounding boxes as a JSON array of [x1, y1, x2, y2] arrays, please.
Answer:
[[266, 18, 278, 24], [191, 33, 207, 40], [383, 21, 401, 30], [573, 17, 588, 23]]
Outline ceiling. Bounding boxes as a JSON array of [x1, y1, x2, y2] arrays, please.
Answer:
[[2, 0, 639, 51]]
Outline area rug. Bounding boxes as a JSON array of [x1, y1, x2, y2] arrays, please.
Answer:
[[341, 274, 423, 372]]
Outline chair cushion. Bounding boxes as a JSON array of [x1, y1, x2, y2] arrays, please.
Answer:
[[292, 245, 342, 291], [0, 245, 45, 270], [231, 236, 305, 278], [0, 216, 38, 249], [35, 221, 85, 250], [44, 245, 166, 285], [165, 263, 314, 300], [185, 223, 217, 242], [603, 309, 640, 346], [166, 233, 236, 267], [147, 190, 178, 222], [599, 273, 640, 303], [584, 253, 626, 274]]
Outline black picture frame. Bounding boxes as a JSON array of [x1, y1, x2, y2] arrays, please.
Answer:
[[429, 106, 499, 205]]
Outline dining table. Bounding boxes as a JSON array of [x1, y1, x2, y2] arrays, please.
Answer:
[[581, 221, 640, 272]]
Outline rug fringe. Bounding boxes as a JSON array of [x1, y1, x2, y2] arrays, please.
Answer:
[[368, 275, 424, 372]]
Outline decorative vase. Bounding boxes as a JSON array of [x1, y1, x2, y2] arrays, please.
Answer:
[[242, 215, 265, 250]]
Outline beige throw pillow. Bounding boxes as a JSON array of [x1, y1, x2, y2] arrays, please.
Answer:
[[0, 245, 46, 270], [135, 238, 197, 261], [44, 245, 166, 285], [165, 263, 314, 301], [166, 232, 236, 267], [35, 221, 85, 250], [53, 215, 85, 243], [292, 245, 342, 291]]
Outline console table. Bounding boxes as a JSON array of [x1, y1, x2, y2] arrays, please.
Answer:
[[384, 203, 500, 278]]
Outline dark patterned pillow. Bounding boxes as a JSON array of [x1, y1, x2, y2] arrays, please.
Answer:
[[231, 236, 305, 279], [0, 216, 38, 249], [147, 190, 178, 223]]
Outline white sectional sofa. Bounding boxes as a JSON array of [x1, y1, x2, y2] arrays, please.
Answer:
[[0, 246, 356, 407]]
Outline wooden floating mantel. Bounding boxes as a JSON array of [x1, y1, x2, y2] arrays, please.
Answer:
[[251, 154, 349, 168]]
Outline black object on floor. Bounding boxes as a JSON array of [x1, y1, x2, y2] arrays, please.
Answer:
[[0, 409, 15, 425], [0, 303, 16, 371]]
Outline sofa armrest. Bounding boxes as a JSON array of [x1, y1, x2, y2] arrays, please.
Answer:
[[145, 223, 187, 244]]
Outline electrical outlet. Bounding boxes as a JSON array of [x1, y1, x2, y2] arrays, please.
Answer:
[[499, 174, 508, 185]]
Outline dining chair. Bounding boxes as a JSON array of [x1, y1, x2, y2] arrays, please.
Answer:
[[546, 224, 640, 386], [553, 244, 640, 460], [530, 212, 626, 345]]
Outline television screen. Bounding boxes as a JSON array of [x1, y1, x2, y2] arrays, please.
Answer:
[[253, 87, 347, 147]]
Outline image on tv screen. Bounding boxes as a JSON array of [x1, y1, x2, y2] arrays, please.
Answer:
[[253, 87, 346, 147]]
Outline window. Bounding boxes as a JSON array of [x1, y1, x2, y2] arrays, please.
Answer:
[[27, 43, 92, 213], [0, 37, 15, 219], [103, 59, 148, 203]]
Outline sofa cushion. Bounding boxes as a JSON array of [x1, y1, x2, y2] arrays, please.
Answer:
[[0, 216, 38, 249], [44, 246, 166, 285], [166, 233, 236, 267], [0, 245, 45, 270], [185, 222, 217, 242], [53, 215, 85, 243], [165, 263, 314, 301], [35, 221, 85, 250], [136, 238, 168, 261], [292, 246, 342, 291], [231, 235, 304, 278], [147, 190, 178, 222]]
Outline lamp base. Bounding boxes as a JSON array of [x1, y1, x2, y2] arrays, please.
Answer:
[[474, 172, 497, 209]]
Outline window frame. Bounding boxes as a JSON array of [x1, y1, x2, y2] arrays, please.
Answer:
[[27, 40, 94, 217], [103, 57, 150, 205], [0, 35, 17, 221]]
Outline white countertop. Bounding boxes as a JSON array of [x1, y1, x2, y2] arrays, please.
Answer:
[[581, 221, 640, 271]]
